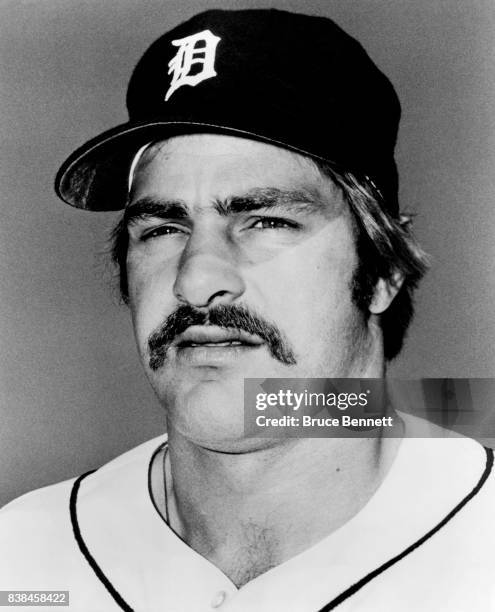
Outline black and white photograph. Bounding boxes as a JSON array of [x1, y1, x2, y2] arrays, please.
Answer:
[[1, 1, 494, 610]]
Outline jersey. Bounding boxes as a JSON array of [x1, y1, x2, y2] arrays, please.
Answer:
[[1, 413, 495, 612]]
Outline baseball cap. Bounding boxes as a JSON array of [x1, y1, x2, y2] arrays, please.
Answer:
[[55, 8, 401, 214]]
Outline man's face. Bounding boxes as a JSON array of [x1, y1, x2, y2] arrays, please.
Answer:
[[126, 134, 373, 448]]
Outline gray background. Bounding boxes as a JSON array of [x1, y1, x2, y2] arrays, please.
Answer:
[[1, 0, 494, 507]]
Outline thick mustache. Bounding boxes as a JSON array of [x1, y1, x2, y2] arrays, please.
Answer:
[[148, 304, 297, 371]]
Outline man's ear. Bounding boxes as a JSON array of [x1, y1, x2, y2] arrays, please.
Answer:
[[368, 271, 404, 315]]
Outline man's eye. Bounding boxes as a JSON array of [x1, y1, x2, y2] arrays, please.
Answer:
[[141, 225, 185, 241], [250, 217, 298, 230]]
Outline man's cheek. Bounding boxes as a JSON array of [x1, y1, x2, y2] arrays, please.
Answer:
[[127, 287, 162, 361], [128, 260, 173, 312]]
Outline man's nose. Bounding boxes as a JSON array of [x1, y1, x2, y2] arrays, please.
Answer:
[[173, 231, 246, 308]]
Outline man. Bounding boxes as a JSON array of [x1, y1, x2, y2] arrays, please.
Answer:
[[1, 9, 494, 612]]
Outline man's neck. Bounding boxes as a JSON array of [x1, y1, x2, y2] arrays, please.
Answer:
[[164, 427, 402, 587]]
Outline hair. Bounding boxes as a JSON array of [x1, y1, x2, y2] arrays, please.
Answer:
[[314, 161, 429, 360], [109, 156, 429, 361]]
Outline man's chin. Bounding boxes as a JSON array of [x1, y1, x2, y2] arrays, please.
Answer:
[[158, 379, 250, 445]]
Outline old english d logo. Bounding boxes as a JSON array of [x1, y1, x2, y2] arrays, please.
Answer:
[[165, 29, 221, 101]]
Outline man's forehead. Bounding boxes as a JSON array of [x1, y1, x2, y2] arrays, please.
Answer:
[[133, 133, 324, 174], [127, 134, 342, 207]]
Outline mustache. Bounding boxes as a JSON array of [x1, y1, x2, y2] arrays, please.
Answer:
[[147, 304, 297, 371]]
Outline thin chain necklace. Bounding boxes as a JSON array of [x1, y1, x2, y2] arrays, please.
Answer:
[[162, 444, 170, 525]]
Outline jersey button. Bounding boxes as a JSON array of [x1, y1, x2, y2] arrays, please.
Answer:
[[211, 590, 227, 608]]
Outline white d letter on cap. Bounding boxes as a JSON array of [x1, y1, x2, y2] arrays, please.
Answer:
[[165, 29, 221, 102]]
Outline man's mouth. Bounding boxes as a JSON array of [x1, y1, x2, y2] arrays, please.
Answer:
[[175, 326, 265, 348], [170, 326, 264, 365], [185, 341, 244, 347]]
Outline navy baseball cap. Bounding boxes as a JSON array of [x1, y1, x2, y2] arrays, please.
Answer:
[[55, 8, 401, 214]]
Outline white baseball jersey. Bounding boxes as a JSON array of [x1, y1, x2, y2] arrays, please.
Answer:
[[1, 413, 494, 611]]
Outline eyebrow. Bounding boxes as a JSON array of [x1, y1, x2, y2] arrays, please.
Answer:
[[124, 198, 188, 227], [225, 187, 325, 215], [124, 187, 326, 227]]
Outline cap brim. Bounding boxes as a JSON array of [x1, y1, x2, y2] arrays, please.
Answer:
[[55, 119, 334, 211]]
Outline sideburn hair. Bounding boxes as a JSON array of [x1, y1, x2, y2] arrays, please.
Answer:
[[314, 162, 429, 360]]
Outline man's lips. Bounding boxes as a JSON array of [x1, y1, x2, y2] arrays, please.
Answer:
[[174, 326, 265, 348]]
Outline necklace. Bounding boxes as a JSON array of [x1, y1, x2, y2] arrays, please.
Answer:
[[162, 444, 170, 525]]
